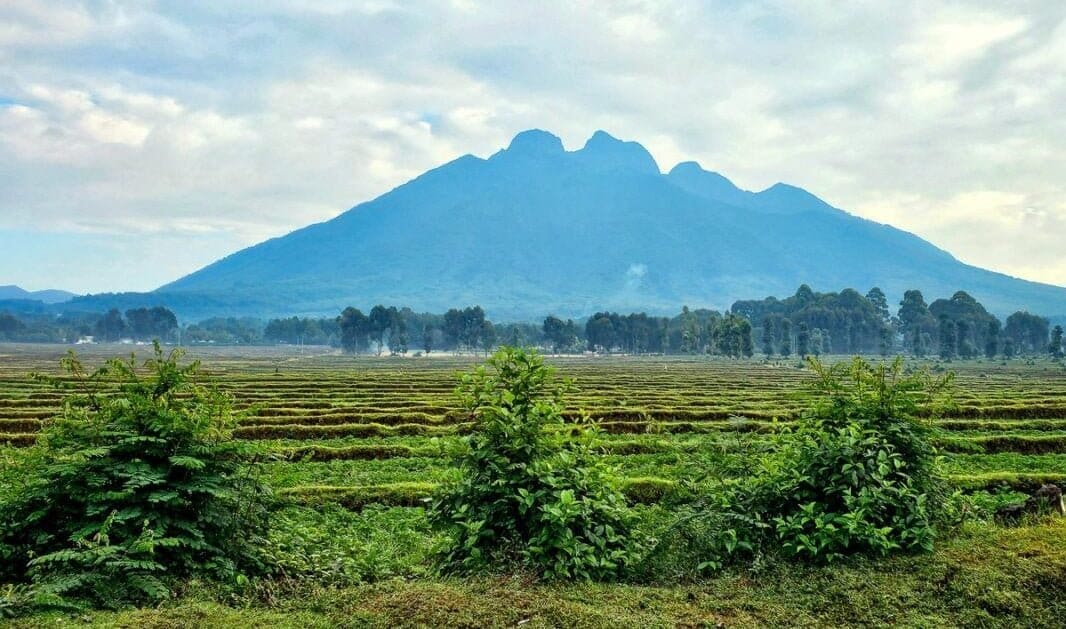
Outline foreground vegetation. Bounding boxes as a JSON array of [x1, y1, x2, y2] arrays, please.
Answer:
[[1, 344, 1065, 625], [5, 519, 1066, 627]]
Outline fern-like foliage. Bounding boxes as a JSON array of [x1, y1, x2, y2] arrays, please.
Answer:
[[0, 343, 270, 609]]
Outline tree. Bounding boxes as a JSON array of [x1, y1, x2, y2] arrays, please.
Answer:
[[878, 327, 892, 356], [955, 319, 974, 359], [443, 308, 463, 352], [338, 307, 370, 353], [866, 287, 890, 321], [0, 313, 26, 340], [585, 313, 616, 352], [796, 322, 810, 357], [124, 307, 177, 342], [985, 320, 1000, 358], [731, 285, 891, 356], [479, 320, 497, 354], [543, 316, 579, 353], [462, 307, 487, 351], [810, 327, 832, 356], [810, 328, 824, 357], [912, 331, 927, 358], [392, 314, 409, 354], [1004, 311, 1050, 355], [542, 316, 565, 352], [714, 314, 754, 358], [184, 317, 262, 345], [422, 325, 434, 354], [1051, 325, 1064, 359], [357, 305, 406, 354], [761, 319, 775, 357], [795, 284, 815, 306], [778, 318, 793, 357], [739, 318, 754, 358], [441, 306, 489, 353], [507, 325, 524, 347], [93, 308, 127, 342], [938, 317, 956, 360], [898, 290, 936, 356], [929, 292, 997, 359]]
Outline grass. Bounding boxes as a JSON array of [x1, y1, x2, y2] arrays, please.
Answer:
[[2, 346, 1066, 626], [9, 519, 1066, 628]]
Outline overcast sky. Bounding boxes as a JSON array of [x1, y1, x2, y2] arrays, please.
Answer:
[[1, 1, 1063, 294]]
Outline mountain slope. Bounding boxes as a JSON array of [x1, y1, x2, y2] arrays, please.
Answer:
[[0, 285, 77, 304], [156, 129, 1066, 320]]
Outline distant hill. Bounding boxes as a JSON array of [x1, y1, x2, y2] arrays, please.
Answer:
[[80, 129, 1066, 321], [0, 285, 77, 304]]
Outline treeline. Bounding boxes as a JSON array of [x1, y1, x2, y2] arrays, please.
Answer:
[[0, 307, 179, 343], [581, 309, 755, 357], [733, 285, 1062, 359], [0, 308, 340, 346], [332, 305, 761, 357], [1, 287, 1063, 359], [338, 305, 540, 354]]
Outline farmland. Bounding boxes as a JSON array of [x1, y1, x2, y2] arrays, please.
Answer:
[[2, 343, 1066, 627]]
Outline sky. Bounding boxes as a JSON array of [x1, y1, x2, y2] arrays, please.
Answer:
[[1, 0, 1064, 294]]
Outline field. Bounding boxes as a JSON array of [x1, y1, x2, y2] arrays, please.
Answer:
[[2, 343, 1066, 627]]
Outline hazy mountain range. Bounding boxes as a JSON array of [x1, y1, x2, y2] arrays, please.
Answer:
[[0, 285, 77, 304], [55, 129, 1066, 321]]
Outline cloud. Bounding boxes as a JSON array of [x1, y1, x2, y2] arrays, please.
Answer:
[[0, 0, 1063, 293], [625, 263, 648, 292]]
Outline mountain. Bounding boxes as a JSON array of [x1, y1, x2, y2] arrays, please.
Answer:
[[0, 285, 77, 304], [148, 129, 1066, 321]]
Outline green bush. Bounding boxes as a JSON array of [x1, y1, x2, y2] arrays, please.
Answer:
[[0, 344, 271, 610], [646, 356, 955, 574], [427, 347, 642, 580]]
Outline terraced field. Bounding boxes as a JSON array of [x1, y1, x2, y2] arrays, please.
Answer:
[[3, 343, 1066, 507], [4, 343, 1066, 626]]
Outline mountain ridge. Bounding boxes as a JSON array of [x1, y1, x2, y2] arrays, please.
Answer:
[[112, 128, 1065, 321], [0, 285, 78, 304]]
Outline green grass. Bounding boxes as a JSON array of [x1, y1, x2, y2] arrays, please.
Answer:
[[2, 347, 1066, 626], [9, 519, 1066, 628]]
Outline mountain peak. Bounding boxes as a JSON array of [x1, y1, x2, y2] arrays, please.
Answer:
[[585, 129, 620, 146], [576, 130, 660, 175], [668, 160, 704, 175], [666, 161, 748, 207], [753, 182, 837, 214], [667, 161, 736, 186], [505, 129, 564, 155]]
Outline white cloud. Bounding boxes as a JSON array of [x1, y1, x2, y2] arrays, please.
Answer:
[[900, 9, 1029, 72], [0, 0, 95, 47], [0, 0, 1063, 292]]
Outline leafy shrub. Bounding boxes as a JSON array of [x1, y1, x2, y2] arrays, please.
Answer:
[[767, 357, 953, 559], [427, 347, 642, 580], [645, 356, 954, 575], [0, 344, 271, 609]]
